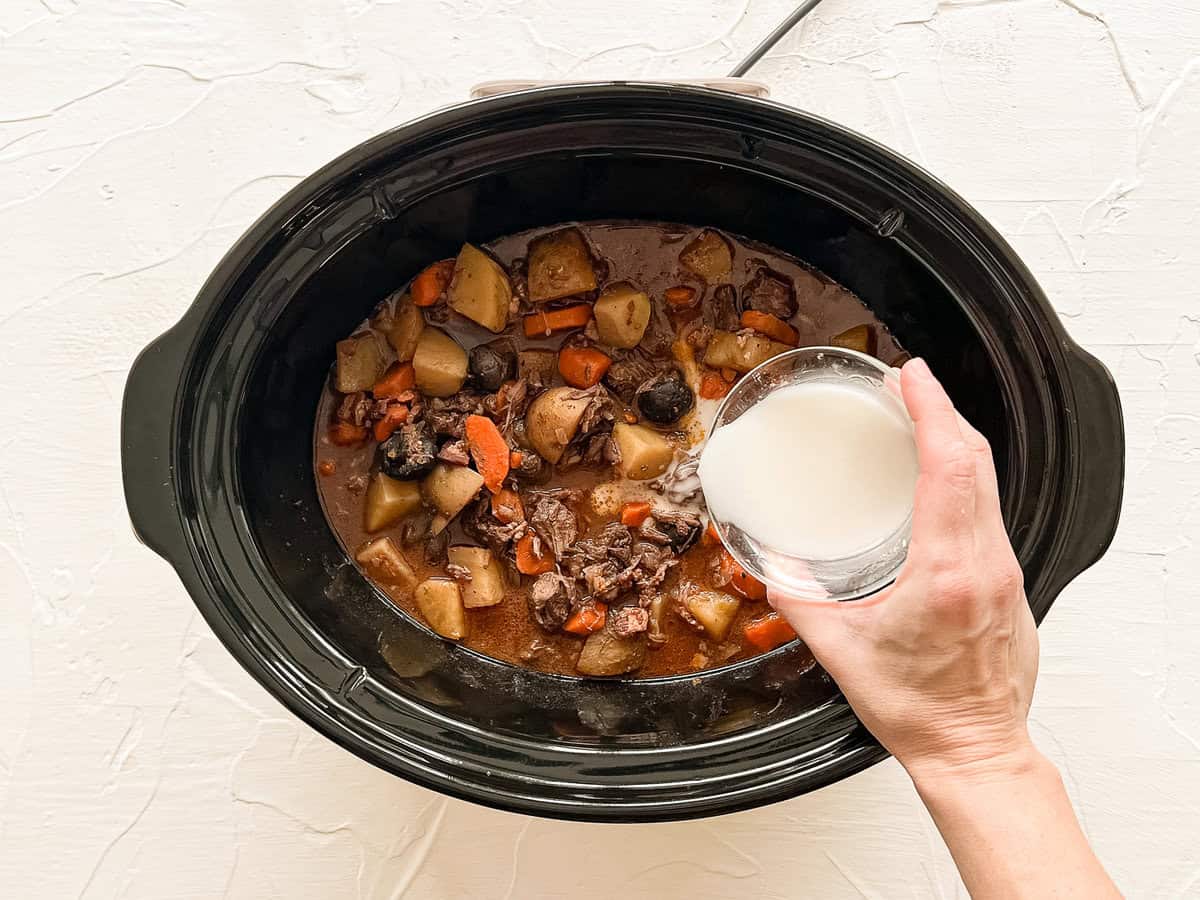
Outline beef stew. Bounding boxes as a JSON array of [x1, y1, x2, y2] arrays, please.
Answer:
[[314, 222, 905, 678]]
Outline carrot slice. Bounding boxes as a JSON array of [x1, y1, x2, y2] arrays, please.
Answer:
[[464, 414, 510, 493], [700, 371, 731, 399], [619, 501, 653, 528], [491, 487, 525, 524], [664, 285, 697, 307], [558, 346, 612, 388], [372, 362, 415, 398], [372, 404, 409, 442], [509, 450, 524, 468], [515, 533, 554, 575], [563, 602, 608, 635], [720, 550, 767, 601], [328, 422, 368, 446], [740, 310, 799, 346], [742, 613, 798, 651], [411, 259, 455, 307], [522, 304, 593, 337]]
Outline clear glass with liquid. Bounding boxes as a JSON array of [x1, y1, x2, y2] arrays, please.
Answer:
[[699, 347, 918, 602]]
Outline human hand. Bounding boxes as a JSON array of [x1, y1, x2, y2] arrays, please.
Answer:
[[770, 358, 1039, 782]]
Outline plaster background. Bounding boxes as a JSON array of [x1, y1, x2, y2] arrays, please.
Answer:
[[2, 0, 1198, 896]]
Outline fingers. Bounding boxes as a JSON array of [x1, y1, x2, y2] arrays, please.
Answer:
[[768, 588, 849, 669], [954, 411, 1008, 546], [901, 359, 977, 550]]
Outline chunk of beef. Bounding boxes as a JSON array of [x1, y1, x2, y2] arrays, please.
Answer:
[[511, 447, 551, 484], [610, 605, 650, 637], [437, 439, 470, 466], [423, 302, 451, 324], [462, 496, 526, 554], [583, 432, 613, 464], [336, 391, 374, 428], [530, 496, 578, 559], [527, 486, 585, 508], [637, 517, 675, 546], [603, 352, 663, 402], [425, 391, 487, 438], [558, 385, 617, 468], [562, 523, 633, 577], [632, 540, 673, 571], [601, 522, 635, 564], [634, 557, 677, 604], [655, 510, 704, 553], [530, 572, 574, 631], [576, 385, 615, 436], [488, 378, 530, 435], [581, 561, 621, 600], [426, 408, 467, 438], [743, 267, 797, 319], [706, 284, 740, 332]]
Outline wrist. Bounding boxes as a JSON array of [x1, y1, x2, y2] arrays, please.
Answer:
[[903, 732, 1044, 794]]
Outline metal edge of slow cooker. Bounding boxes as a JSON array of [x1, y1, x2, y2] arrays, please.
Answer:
[[120, 82, 1123, 821]]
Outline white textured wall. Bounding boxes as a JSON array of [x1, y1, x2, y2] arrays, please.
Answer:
[[2, 1, 1198, 897]]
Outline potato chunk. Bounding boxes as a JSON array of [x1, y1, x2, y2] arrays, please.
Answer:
[[684, 591, 742, 642], [679, 230, 733, 282], [612, 423, 674, 480], [588, 482, 622, 518], [335, 332, 386, 392], [415, 578, 467, 639], [447, 243, 512, 333], [703, 330, 792, 373], [412, 327, 468, 397], [355, 537, 418, 592], [576, 628, 647, 676], [421, 463, 484, 520], [384, 293, 425, 362], [527, 227, 597, 302], [830, 324, 877, 356], [447, 545, 506, 608], [593, 282, 651, 349], [524, 387, 591, 464], [364, 472, 423, 533]]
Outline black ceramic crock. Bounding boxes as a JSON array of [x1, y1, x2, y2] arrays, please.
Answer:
[[121, 84, 1124, 822]]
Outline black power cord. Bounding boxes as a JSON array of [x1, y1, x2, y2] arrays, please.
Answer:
[[728, 0, 827, 77]]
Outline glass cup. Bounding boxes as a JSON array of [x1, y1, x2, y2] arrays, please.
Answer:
[[705, 346, 914, 602]]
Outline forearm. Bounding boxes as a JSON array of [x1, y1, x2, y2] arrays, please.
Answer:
[[909, 744, 1120, 900]]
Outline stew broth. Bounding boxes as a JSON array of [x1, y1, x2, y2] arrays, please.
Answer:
[[314, 222, 904, 678]]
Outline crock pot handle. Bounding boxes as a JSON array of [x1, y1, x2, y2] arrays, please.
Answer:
[[121, 321, 191, 565], [1040, 346, 1124, 603]]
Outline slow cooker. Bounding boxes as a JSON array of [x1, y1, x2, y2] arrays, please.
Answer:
[[121, 84, 1124, 821]]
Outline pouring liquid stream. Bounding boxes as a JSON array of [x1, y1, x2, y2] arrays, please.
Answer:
[[699, 379, 919, 564]]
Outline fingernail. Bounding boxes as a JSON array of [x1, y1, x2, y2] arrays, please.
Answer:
[[906, 357, 930, 378]]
